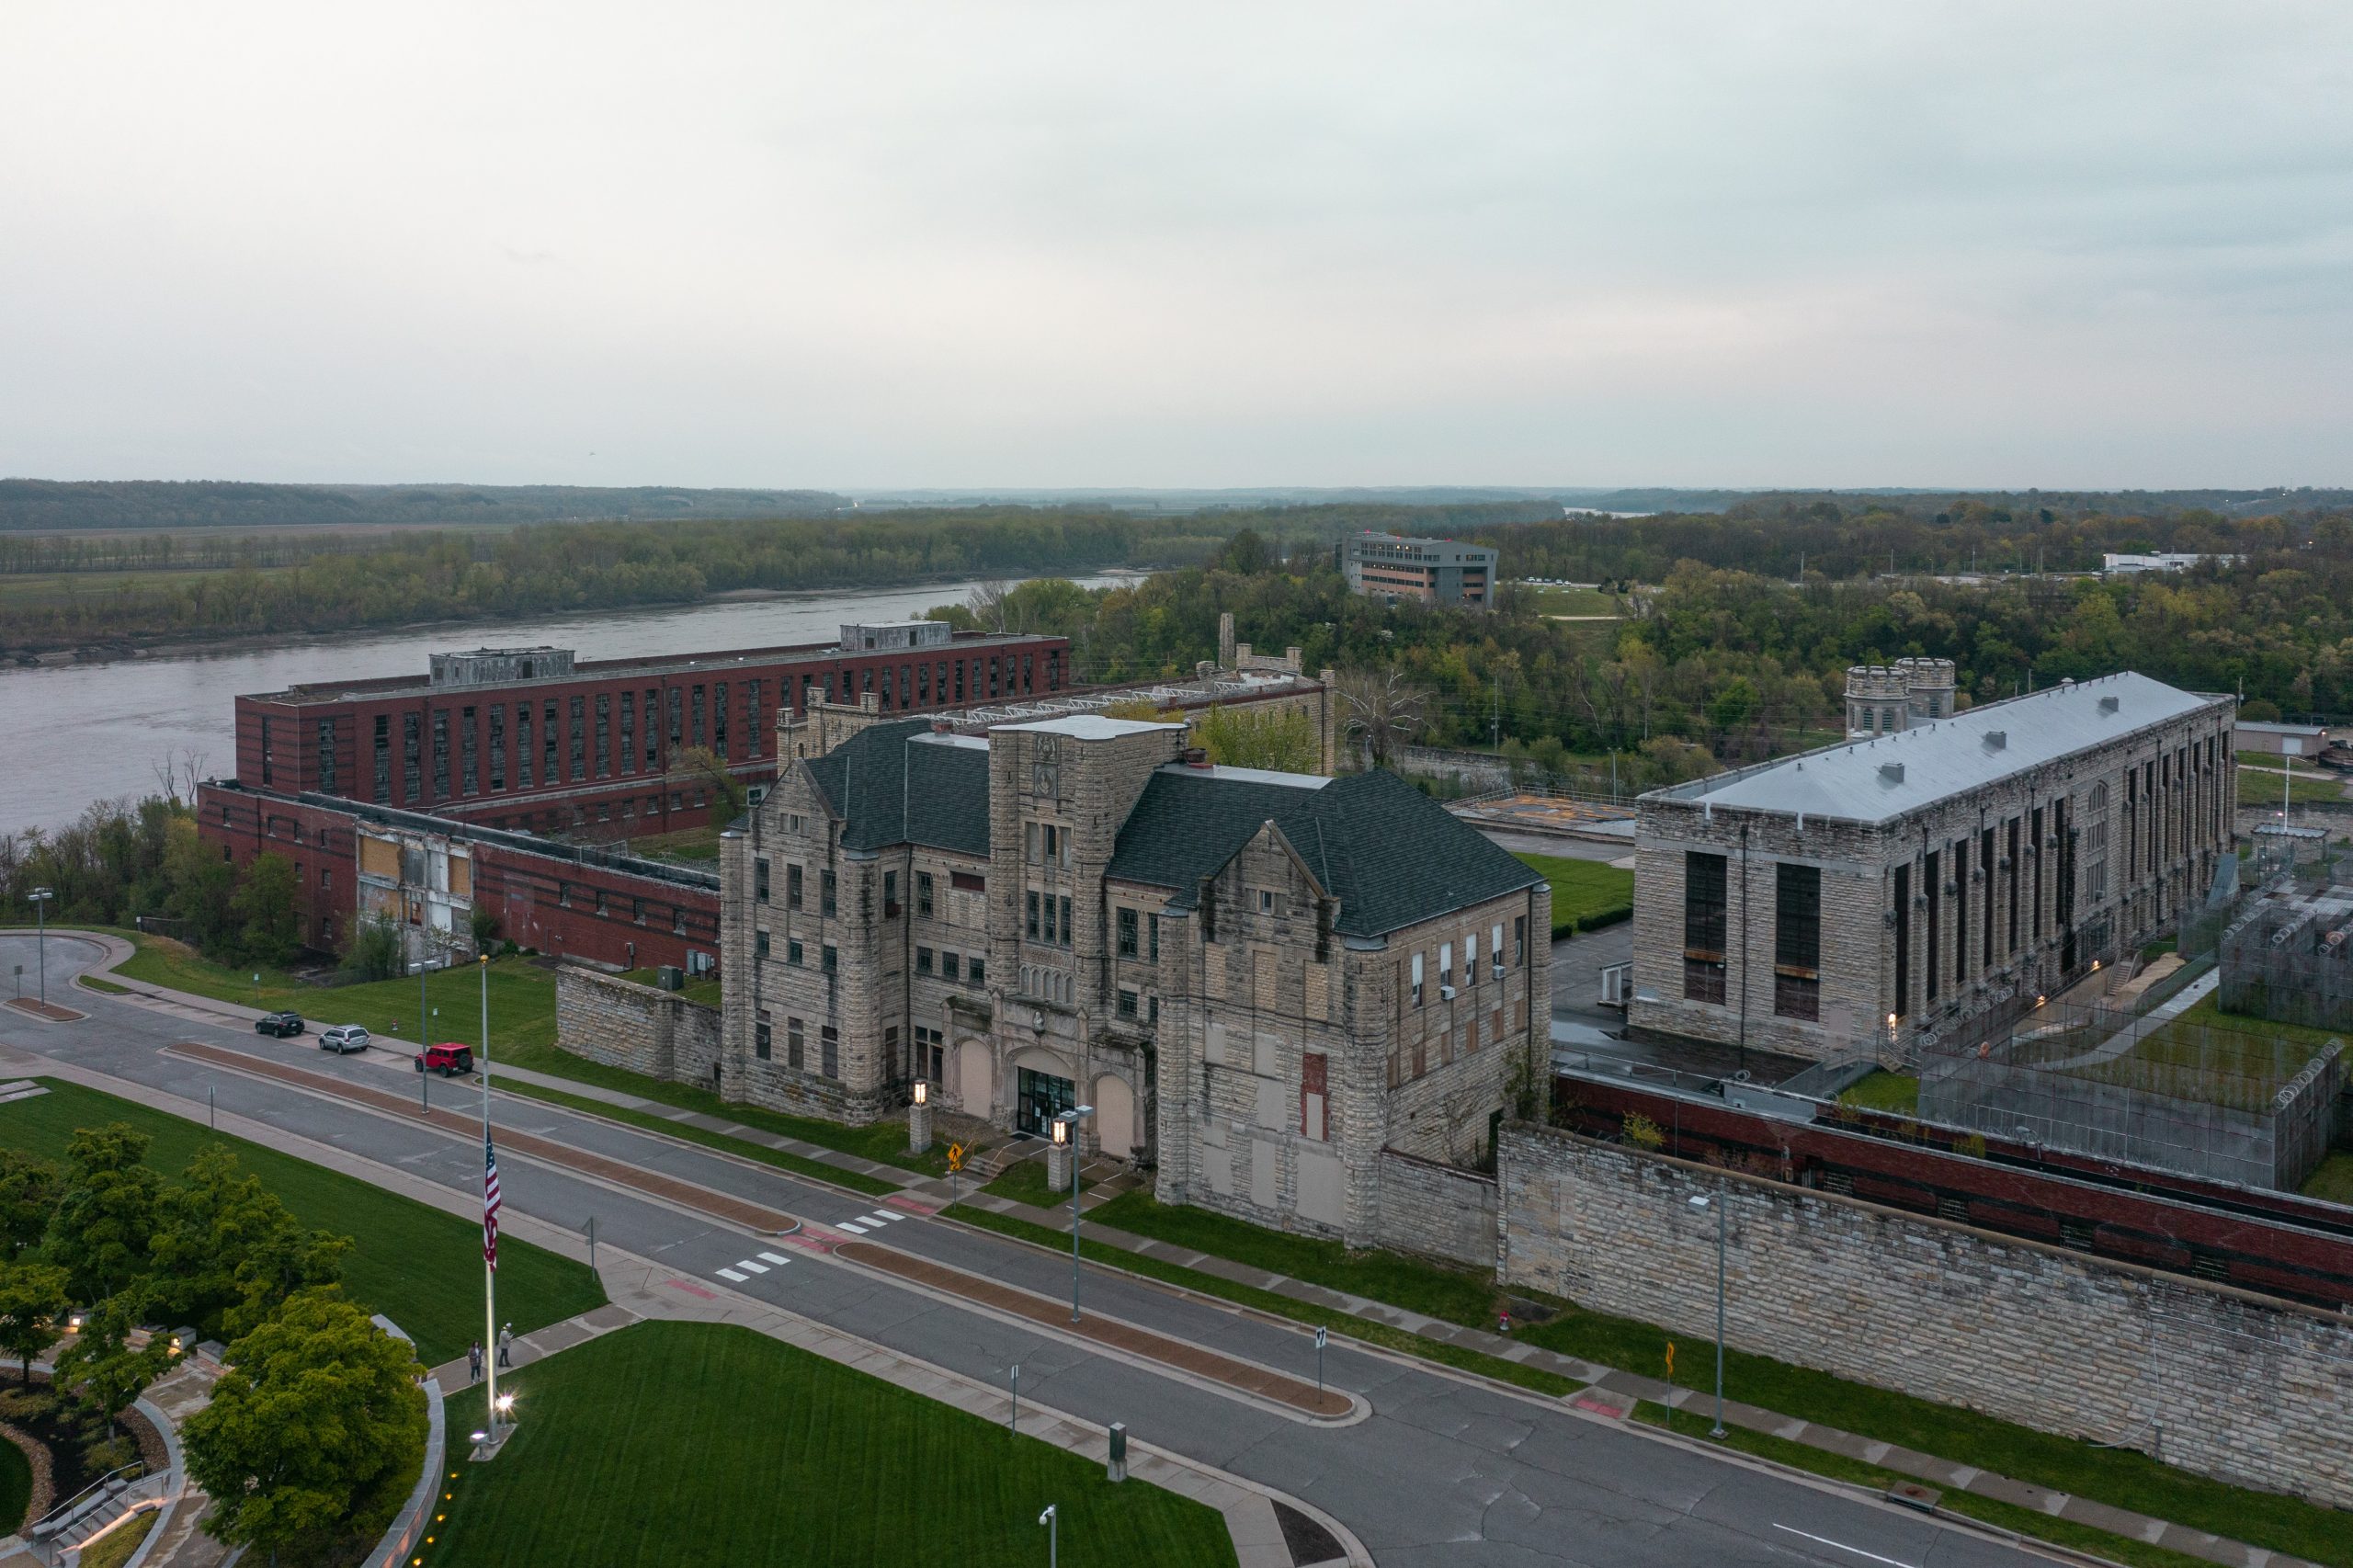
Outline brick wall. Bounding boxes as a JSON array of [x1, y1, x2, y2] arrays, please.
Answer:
[[554, 966, 721, 1087], [1498, 1121, 2353, 1509]]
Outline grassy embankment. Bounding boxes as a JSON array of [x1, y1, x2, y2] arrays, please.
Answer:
[[0, 1080, 604, 1366], [426, 1322, 1235, 1568], [1511, 853, 1633, 939]]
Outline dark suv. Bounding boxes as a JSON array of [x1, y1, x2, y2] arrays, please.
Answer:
[[254, 1011, 304, 1039]]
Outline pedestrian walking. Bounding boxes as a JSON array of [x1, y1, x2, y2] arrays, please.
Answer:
[[469, 1341, 483, 1381], [497, 1324, 513, 1369]]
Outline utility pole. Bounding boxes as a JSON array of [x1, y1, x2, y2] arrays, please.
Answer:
[[28, 889, 52, 1008]]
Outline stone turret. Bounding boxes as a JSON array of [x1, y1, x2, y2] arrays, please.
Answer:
[[1846, 657, 1955, 736]]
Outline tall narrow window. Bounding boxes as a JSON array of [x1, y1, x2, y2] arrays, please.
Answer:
[[487, 705, 506, 791], [460, 705, 479, 796], [595, 694, 612, 778], [2030, 808, 2044, 941], [1772, 862, 1821, 1021], [517, 703, 534, 790], [373, 715, 392, 803], [1893, 863, 1911, 1021], [569, 697, 587, 781], [1925, 848, 1941, 1003], [1980, 828, 1995, 968], [620, 691, 636, 775], [1682, 850, 1728, 1004], [2006, 818, 2020, 956], [1952, 837, 1969, 985], [403, 712, 423, 803]]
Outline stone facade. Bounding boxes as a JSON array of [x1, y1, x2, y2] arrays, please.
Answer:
[[554, 966, 721, 1087], [1498, 1122, 2353, 1509], [717, 709, 1548, 1246], [1631, 675, 2236, 1061]]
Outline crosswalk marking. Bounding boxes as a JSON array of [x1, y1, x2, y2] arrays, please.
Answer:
[[861, 1210, 901, 1225], [756, 1252, 792, 1267], [734, 1259, 768, 1274], [835, 1221, 870, 1234], [715, 1267, 747, 1282]]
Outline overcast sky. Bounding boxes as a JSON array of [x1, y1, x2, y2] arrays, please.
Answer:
[[4, 2, 2347, 490]]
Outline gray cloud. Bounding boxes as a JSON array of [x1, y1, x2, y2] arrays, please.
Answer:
[[1, 0, 2347, 488]]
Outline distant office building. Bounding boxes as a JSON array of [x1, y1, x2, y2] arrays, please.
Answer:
[[1342, 533, 1497, 609], [2102, 552, 2241, 575]]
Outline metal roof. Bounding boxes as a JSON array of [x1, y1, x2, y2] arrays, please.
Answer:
[[1650, 672, 2223, 824], [2235, 721, 2327, 737]]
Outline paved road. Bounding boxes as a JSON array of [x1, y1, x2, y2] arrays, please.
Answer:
[[0, 933, 2050, 1568]]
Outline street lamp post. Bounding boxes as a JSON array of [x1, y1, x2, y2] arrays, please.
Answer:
[[1038, 1505, 1057, 1568], [1054, 1106, 1094, 1324], [28, 889, 52, 1007], [1688, 1189, 1728, 1438]]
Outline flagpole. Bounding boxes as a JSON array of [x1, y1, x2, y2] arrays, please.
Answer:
[[481, 952, 498, 1447]]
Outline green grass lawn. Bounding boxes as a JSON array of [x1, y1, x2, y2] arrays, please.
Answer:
[[0, 1080, 604, 1366], [1836, 1071, 1919, 1115], [1520, 584, 1623, 617], [0, 1434, 28, 1538], [946, 1204, 1578, 1399], [1086, 1191, 1498, 1324], [428, 1321, 1235, 1568], [2236, 764, 2346, 807], [74, 1506, 155, 1568], [2080, 994, 2335, 1110], [624, 824, 723, 864], [2302, 1152, 2353, 1206], [109, 937, 562, 1052], [491, 1036, 955, 1177], [1511, 854, 1635, 938], [982, 1154, 1088, 1207], [1075, 1189, 2350, 1568]]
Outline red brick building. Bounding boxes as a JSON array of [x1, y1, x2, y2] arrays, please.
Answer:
[[198, 623, 1067, 967], [231, 625, 1068, 839]]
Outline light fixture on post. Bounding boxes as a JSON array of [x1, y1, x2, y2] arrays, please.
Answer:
[[27, 887, 53, 1008], [1688, 1191, 1728, 1438], [909, 1079, 933, 1155], [1055, 1105, 1094, 1324]]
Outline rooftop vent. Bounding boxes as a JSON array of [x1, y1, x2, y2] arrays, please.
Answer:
[[1983, 730, 2007, 751], [1880, 761, 1905, 784], [2099, 696, 2120, 714]]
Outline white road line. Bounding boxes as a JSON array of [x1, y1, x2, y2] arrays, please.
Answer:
[[1770, 1523, 1917, 1568], [756, 1252, 792, 1267], [735, 1259, 768, 1274], [835, 1221, 870, 1233], [715, 1267, 747, 1282], [862, 1210, 900, 1224]]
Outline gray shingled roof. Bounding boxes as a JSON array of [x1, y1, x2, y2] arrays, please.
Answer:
[[1107, 767, 1543, 938], [804, 721, 991, 855], [802, 722, 1540, 938]]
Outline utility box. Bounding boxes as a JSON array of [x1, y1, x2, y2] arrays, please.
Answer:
[[1106, 1422, 1127, 1483], [656, 965, 685, 992]]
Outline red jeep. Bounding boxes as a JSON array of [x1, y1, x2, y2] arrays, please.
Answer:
[[415, 1042, 474, 1077]]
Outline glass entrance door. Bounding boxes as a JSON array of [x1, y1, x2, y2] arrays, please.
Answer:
[[1016, 1065, 1075, 1137]]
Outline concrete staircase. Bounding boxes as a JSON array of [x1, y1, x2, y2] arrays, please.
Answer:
[[25, 1466, 163, 1565]]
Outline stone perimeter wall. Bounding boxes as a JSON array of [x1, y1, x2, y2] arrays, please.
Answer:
[[1497, 1121, 2353, 1510], [1370, 1150, 1497, 1268], [555, 966, 721, 1087]]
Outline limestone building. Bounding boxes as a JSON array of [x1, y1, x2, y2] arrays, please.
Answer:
[[1630, 673, 2236, 1061], [718, 715, 1550, 1244]]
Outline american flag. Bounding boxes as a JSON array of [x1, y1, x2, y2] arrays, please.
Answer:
[[483, 1135, 502, 1269]]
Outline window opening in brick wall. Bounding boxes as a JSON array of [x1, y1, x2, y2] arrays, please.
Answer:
[[1683, 849, 1728, 1005], [1772, 861, 1821, 1021]]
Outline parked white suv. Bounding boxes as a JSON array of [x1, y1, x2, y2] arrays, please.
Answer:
[[318, 1025, 371, 1055]]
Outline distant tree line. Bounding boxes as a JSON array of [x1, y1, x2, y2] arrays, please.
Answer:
[[0, 502, 1549, 653]]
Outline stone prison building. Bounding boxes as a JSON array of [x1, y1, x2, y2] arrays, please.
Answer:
[[718, 713, 1550, 1245], [1631, 672, 2236, 1060]]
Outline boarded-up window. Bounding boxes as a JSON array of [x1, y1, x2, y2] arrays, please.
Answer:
[[1303, 963, 1330, 1022], [1252, 944, 1279, 1010], [1301, 1051, 1328, 1141], [1204, 945, 1227, 1000], [449, 854, 472, 900], [358, 835, 401, 881]]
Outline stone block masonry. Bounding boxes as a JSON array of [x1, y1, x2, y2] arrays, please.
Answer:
[[556, 966, 722, 1088], [1497, 1120, 2353, 1510], [1370, 1150, 1497, 1270]]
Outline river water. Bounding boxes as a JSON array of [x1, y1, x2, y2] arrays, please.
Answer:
[[0, 574, 1121, 835]]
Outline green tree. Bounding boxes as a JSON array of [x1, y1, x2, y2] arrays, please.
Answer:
[[1194, 705, 1321, 772], [670, 745, 747, 826], [1220, 528, 1273, 574], [0, 1149, 60, 1261], [52, 1295, 170, 1442], [231, 852, 302, 964], [49, 1124, 162, 1305], [0, 1260, 70, 1386], [1708, 676, 1759, 736], [183, 1293, 428, 1567], [146, 1145, 350, 1342], [339, 915, 406, 983]]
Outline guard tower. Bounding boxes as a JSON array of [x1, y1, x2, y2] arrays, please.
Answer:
[[1845, 657, 1955, 736]]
